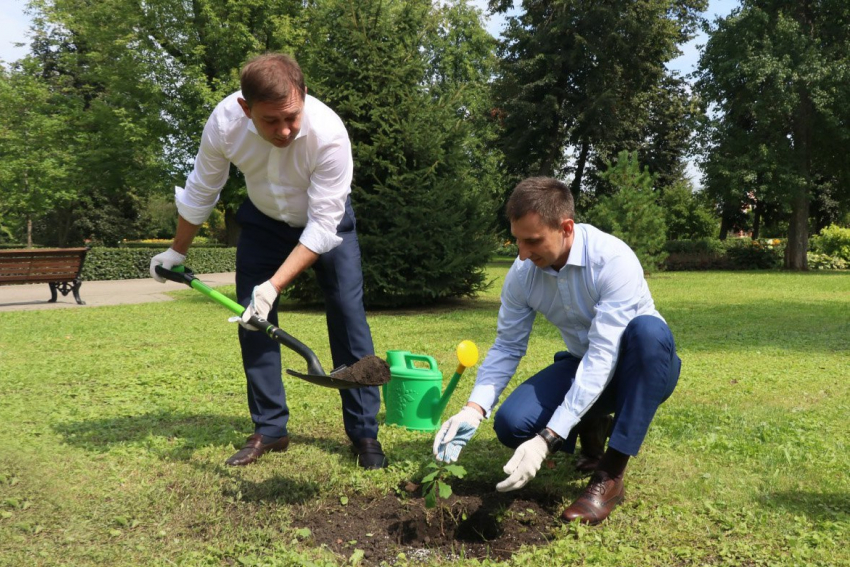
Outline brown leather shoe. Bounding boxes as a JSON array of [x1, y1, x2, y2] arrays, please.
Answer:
[[575, 414, 613, 473], [561, 472, 624, 525], [225, 433, 290, 466]]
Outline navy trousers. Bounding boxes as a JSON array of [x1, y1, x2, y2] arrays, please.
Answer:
[[234, 198, 381, 442], [493, 315, 681, 456]]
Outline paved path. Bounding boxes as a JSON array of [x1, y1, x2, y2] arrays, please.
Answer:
[[0, 272, 235, 312]]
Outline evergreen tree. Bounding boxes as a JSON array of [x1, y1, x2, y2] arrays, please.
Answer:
[[300, 0, 500, 306], [587, 151, 668, 272]]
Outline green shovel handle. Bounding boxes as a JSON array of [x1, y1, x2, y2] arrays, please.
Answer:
[[154, 264, 327, 376]]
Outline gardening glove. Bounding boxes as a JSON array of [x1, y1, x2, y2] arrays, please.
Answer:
[[495, 435, 549, 492], [150, 248, 186, 282], [235, 280, 280, 331], [432, 406, 484, 463]]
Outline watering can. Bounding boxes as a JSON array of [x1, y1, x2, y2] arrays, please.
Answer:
[[383, 341, 479, 431]]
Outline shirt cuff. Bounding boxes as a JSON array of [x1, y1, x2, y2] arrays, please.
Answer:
[[467, 384, 500, 418], [299, 222, 343, 255], [175, 186, 219, 225], [546, 406, 581, 439]]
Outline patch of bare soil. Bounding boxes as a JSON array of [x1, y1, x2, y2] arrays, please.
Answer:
[[293, 480, 562, 565]]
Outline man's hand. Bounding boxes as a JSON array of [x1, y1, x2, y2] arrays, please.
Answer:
[[150, 248, 186, 282], [432, 406, 484, 463], [239, 281, 280, 331], [495, 435, 549, 492]]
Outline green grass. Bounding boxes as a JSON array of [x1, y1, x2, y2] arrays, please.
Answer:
[[1, 267, 848, 566]]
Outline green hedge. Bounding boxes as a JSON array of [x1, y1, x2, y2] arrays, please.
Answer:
[[82, 247, 236, 281], [663, 238, 784, 270]]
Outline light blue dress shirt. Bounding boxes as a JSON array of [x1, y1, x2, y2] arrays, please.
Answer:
[[468, 223, 664, 438]]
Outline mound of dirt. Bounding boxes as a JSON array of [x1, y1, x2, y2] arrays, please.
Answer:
[[292, 480, 563, 565]]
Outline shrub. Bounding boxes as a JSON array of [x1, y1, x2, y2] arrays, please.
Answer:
[[493, 239, 518, 258], [807, 252, 848, 270], [663, 238, 727, 271], [723, 238, 784, 270], [810, 224, 850, 262], [82, 247, 236, 281]]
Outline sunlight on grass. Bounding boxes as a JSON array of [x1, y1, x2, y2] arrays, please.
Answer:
[[1, 268, 847, 566]]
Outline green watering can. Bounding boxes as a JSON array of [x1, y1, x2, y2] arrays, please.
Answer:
[[383, 341, 479, 431]]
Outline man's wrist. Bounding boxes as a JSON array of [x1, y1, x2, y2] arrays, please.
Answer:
[[537, 428, 563, 453]]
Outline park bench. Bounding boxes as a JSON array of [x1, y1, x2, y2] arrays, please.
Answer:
[[0, 247, 90, 305]]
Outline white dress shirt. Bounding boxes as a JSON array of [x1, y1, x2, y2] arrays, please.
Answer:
[[175, 91, 354, 255], [468, 223, 664, 438]]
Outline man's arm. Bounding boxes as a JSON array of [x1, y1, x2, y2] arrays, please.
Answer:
[[268, 243, 319, 293], [170, 215, 201, 255], [467, 260, 536, 415]]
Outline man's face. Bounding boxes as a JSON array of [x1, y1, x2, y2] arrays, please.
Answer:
[[511, 212, 574, 270], [238, 91, 304, 148]]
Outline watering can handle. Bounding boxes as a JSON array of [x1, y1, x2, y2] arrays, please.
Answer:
[[405, 353, 438, 370]]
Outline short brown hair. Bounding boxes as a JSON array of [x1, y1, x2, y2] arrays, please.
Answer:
[[506, 177, 575, 229], [240, 53, 306, 106]]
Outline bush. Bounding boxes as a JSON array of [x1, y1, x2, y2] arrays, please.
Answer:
[[663, 238, 727, 270], [807, 252, 848, 270], [810, 224, 850, 262], [723, 238, 784, 270], [82, 247, 236, 281], [493, 239, 518, 258]]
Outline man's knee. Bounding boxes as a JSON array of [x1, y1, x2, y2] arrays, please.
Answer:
[[493, 403, 529, 449]]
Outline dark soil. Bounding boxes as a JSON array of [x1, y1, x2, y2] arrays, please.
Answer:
[[292, 480, 562, 565], [333, 355, 391, 386]]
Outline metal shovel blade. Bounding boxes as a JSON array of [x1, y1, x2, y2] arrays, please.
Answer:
[[285, 355, 391, 390]]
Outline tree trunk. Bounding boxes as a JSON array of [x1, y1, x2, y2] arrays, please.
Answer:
[[224, 207, 241, 247], [751, 200, 761, 240], [26, 215, 33, 249], [719, 212, 732, 240], [570, 141, 590, 202], [785, 192, 809, 270]]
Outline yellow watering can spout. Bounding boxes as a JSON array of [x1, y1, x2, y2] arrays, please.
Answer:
[[433, 340, 479, 424]]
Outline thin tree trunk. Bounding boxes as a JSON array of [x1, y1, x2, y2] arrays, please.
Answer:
[[224, 208, 241, 247], [26, 215, 33, 249], [570, 141, 589, 202]]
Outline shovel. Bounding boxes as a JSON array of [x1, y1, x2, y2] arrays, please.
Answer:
[[154, 265, 390, 390]]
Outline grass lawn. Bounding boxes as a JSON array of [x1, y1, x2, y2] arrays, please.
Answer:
[[0, 266, 848, 566]]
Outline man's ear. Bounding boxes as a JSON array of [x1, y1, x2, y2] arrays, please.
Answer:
[[237, 97, 252, 118], [561, 218, 575, 236]]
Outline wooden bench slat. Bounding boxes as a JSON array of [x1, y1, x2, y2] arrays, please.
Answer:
[[0, 247, 90, 304]]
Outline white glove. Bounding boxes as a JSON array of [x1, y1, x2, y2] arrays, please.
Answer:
[[495, 435, 549, 492], [150, 248, 186, 282], [238, 280, 280, 331], [432, 406, 484, 463]]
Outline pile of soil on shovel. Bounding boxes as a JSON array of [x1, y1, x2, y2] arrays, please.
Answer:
[[333, 355, 391, 386], [292, 480, 562, 565]]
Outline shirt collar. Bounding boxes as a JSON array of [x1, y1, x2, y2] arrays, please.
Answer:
[[565, 223, 586, 268]]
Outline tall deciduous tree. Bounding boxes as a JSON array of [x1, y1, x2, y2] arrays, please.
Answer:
[[491, 0, 705, 201], [0, 62, 78, 246], [695, 0, 850, 269]]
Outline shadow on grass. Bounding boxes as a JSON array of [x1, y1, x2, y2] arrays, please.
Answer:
[[761, 491, 850, 520], [52, 411, 249, 460]]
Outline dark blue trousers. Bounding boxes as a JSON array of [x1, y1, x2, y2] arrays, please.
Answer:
[[493, 315, 681, 456], [234, 198, 381, 442]]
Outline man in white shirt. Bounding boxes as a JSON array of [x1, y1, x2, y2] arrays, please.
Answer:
[[433, 177, 680, 524], [150, 53, 386, 470]]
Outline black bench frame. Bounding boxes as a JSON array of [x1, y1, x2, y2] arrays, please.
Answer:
[[0, 247, 90, 305]]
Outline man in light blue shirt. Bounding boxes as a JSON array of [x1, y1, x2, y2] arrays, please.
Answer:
[[433, 177, 680, 524]]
